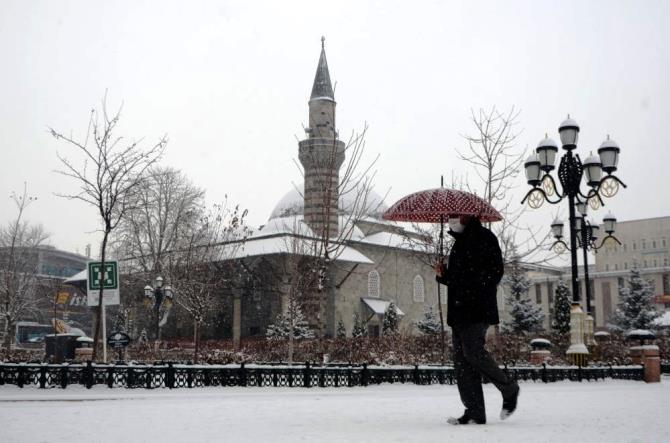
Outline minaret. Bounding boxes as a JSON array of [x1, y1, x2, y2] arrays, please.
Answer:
[[299, 37, 346, 241]]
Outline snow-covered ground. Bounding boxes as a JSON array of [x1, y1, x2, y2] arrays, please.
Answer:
[[1, 380, 668, 442]]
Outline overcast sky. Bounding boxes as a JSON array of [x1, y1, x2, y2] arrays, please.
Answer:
[[1, 0, 669, 262]]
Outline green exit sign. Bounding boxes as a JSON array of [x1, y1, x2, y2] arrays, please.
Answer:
[[88, 262, 118, 291]]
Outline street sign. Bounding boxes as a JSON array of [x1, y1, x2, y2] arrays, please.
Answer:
[[87, 261, 120, 306], [107, 331, 131, 348]]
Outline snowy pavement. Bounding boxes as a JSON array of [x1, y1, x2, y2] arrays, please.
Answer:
[[1, 380, 668, 443]]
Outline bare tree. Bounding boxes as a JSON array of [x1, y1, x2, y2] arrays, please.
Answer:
[[112, 166, 205, 274], [50, 95, 167, 360], [457, 106, 552, 263], [0, 184, 50, 351], [169, 200, 250, 362]]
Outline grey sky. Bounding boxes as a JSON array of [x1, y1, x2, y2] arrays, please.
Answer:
[[1, 0, 669, 261]]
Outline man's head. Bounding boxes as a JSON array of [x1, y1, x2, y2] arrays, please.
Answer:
[[448, 214, 475, 233]]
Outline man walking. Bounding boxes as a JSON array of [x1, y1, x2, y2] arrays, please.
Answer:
[[435, 214, 519, 425]]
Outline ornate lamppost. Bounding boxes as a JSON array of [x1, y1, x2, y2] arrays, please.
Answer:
[[550, 211, 621, 345], [522, 117, 626, 364], [143, 276, 175, 345]]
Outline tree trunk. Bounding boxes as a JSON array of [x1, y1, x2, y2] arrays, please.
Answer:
[[3, 315, 14, 351], [91, 229, 110, 361], [194, 320, 200, 363]]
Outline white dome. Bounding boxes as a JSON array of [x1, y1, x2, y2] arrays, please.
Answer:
[[269, 183, 388, 220]]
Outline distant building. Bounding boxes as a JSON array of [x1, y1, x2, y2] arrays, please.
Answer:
[[0, 245, 88, 345]]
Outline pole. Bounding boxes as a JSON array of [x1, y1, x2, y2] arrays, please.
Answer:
[[580, 218, 592, 315], [565, 151, 587, 364], [567, 193, 580, 304], [102, 302, 107, 363], [435, 175, 447, 365], [53, 291, 57, 337]]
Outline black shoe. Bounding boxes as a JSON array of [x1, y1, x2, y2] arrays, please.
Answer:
[[500, 385, 520, 420], [447, 413, 486, 425]]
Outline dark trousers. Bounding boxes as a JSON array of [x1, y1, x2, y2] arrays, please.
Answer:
[[452, 323, 518, 420]]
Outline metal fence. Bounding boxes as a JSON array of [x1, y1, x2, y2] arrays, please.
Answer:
[[0, 362, 645, 389]]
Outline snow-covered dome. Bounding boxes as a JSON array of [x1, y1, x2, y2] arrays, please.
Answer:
[[269, 183, 388, 220]]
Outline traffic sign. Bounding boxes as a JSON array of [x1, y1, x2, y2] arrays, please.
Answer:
[[107, 331, 131, 348], [87, 261, 120, 306]]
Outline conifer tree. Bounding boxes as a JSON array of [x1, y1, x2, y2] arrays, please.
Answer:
[[417, 305, 441, 335], [382, 302, 399, 335], [266, 302, 315, 340], [551, 279, 571, 335], [336, 319, 347, 338], [503, 258, 544, 334], [610, 267, 660, 332], [352, 313, 366, 338]]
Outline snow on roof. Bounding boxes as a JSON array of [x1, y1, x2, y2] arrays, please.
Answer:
[[625, 329, 655, 337], [653, 311, 670, 327], [357, 231, 425, 251], [257, 214, 365, 242], [228, 234, 373, 264], [64, 269, 87, 283], [361, 298, 405, 316], [269, 183, 388, 220], [255, 216, 316, 237], [530, 338, 551, 345]]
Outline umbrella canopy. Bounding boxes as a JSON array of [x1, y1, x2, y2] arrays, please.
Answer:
[[382, 187, 503, 223]]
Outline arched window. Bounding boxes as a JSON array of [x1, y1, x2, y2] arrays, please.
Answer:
[[368, 270, 380, 298], [413, 275, 425, 302]]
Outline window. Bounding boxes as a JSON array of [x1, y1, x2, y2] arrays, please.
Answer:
[[624, 262, 628, 270], [663, 239, 667, 248], [623, 244, 627, 252], [368, 270, 380, 298], [653, 240, 657, 248], [618, 277, 625, 288], [547, 282, 554, 304], [654, 259, 657, 267], [615, 263, 618, 271], [413, 275, 425, 303], [633, 243, 637, 250], [644, 260, 648, 268], [665, 258, 668, 267], [605, 264, 609, 271], [535, 284, 542, 304], [642, 239, 646, 250]]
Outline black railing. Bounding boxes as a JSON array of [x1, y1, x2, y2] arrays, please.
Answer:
[[0, 362, 644, 390]]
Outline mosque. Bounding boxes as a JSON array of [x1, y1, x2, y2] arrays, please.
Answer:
[[226, 39, 441, 340]]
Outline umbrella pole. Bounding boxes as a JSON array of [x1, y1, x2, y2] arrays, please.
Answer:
[[436, 177, 447, 365]]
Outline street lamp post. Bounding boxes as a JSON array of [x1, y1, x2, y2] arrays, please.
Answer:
[[550, 210, 621, 345], [144, 276, 175, 346], [522, 116, 626, 364]]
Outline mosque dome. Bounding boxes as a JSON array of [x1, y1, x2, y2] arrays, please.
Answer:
[[269, 183, 388, 221]]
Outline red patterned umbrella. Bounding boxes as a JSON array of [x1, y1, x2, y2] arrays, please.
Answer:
[[382, 187, 503, 223]]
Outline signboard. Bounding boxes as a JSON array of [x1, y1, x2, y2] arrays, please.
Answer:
[[87, 261, 120, 306], [107, 331, 131, 348], [56, 292, 70, 305]]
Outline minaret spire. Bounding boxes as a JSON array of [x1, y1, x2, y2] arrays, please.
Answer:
[[310, 36, 334, 100]]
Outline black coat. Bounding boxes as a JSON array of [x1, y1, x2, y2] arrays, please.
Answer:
[[436, 218, 504, 327]]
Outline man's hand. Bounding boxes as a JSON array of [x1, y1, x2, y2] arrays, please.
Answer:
[[434, 262, 445, 278]]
